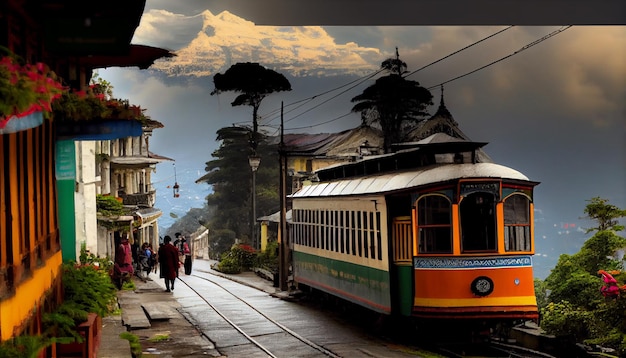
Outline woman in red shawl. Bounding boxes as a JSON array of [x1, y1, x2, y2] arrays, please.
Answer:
[[158, 235, 180, 292]]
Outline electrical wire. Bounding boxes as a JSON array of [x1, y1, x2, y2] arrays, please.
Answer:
[[235, 26, 572, 134], [258, 68, 385, 127], [403, 25, 515, 79], [260, 27, 514, 130], [281, 111, 354, 132], [426, 26, 572, 90]]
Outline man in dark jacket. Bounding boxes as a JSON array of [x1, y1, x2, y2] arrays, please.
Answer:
[[158, 235, 180, 292]]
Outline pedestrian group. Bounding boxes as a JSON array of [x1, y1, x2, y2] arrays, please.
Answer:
[[112, 231, 193, 293]]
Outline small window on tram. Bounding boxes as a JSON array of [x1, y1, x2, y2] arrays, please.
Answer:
[[504, 194, 531, 252], [417, 195, 452, 253]]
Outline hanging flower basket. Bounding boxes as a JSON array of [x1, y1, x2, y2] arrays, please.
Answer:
[[0, 54, 64, 134], [53, 85, 147, 140]]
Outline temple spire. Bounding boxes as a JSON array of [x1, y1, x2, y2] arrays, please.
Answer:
[[433, 85, 452, 119]]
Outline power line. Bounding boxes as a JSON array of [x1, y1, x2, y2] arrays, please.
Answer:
[[282, 70, 381, 124], [404, 25, 515, 79], [241, 26, 572, 134], [426, 26, 572, 90], [259, 68, 385, 127], [281, 111, 354, 132]]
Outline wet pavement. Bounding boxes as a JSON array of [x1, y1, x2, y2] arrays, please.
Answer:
[[98, 259, 286, 357], [99, 259, 424, 358]]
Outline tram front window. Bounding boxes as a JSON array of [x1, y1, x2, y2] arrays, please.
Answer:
[[460, 192, 496, 252]]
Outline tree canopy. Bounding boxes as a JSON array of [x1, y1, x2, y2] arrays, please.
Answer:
[[211, 62, 291, 151], [583, 196, 626, 233], [351, 51, 433, 153]]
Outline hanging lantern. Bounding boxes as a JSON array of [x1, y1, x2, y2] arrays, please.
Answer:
[[173, 182, 180, 198], [172, 162, 180, 198]]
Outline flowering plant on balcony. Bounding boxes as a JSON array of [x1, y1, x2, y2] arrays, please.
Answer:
[[0, 55, 64, 129], [52, 84, 150, 124]]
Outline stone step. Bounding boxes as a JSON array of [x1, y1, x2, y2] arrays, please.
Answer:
[[142, 302, 178, 321]]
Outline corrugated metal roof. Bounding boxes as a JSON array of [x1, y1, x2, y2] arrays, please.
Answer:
[[290, 163, 530, 198], [258, 210, 292, 223], [281, 126, 384, 157]]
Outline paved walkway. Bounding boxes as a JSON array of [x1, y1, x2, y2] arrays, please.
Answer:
[[98, 259, 282, 357]]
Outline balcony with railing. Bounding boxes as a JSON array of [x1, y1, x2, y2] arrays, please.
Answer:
[[118, 190, 155, 207]]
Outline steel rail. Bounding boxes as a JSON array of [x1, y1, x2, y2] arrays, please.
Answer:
[[176, 273, 340, 358]]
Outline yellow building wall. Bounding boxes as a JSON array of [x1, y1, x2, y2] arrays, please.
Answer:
[[0, 251, 63, 341]]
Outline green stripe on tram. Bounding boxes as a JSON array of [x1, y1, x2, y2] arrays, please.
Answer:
[[293, 251, 391, 312]]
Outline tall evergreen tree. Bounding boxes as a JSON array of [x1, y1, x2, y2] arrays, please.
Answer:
[[196, 127, 279, 249], [211, 62, 291, 152], [351, 49, 433, 153]]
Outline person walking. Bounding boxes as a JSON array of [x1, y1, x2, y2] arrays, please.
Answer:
[[113, 234, 134, 288], [181, 236, 192, 275], [158, 235, 179, 292]]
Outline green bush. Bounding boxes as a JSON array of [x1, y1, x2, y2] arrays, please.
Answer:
[[0, 335, 48, 358], [217, 243, 257, 273], [230, 243, 257, 269], [96, 194, 125, 216], [217, 254, 242, 274], [256, 240, 279, 272], [62, 262, 117, 317], [42, 260, 118, 345], [541, 301, 594, 340]]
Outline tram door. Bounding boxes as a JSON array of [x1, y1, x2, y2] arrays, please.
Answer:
[[460, 192, 497, 252], [391, 216, 413, 316]]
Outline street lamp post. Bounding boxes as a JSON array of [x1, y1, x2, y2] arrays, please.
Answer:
[[248, 155, 261, 250]]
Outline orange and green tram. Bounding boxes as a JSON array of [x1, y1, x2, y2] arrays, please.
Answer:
[[289, 139, 539, 325]]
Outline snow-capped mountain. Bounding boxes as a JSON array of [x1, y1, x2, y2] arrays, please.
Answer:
[[147, 10, 382, 78]]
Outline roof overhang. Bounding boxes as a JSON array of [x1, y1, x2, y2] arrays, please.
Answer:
[[78, 44, 175, 70], [110, 156, 168, 168]]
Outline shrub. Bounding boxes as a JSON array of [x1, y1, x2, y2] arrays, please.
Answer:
[[231, 244, 257, 269], [256, 240, 279, 272], [42, 260, 118, 345], [540, 301, 594, 340], [217, 254, 242, 274], [0, 335, 48, 358], [62, 262, 117, 317], [216, 243, 258, 273], [96, 194, 125, 216]]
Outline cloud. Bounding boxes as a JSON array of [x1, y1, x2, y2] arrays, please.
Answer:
[[140, 10, 383, 77], [134, 9, 203, 50]]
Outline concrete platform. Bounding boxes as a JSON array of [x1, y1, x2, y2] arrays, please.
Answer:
[[98, 315, 131, 357]]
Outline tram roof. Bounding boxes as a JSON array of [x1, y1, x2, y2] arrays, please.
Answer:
[[290, 162, 533, 198]]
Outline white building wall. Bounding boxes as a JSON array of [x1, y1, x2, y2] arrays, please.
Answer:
[[75, 141, 99, 260]]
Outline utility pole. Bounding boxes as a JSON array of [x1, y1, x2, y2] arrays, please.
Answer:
[[279, 101, 289, 291]]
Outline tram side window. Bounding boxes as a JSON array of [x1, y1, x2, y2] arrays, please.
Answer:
[[417, 195, 452, 253], [460, 192, 497, 252], [504, 194, 531, 251]]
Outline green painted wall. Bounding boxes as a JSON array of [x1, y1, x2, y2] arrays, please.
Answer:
[[55, 140, 76, 262]]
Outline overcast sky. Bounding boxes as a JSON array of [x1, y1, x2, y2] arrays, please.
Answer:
[[98, 1, 625, 277]]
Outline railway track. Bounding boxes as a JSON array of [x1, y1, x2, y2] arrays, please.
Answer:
[[172, 268, 421, 357], [177, 273, 340, 358]]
